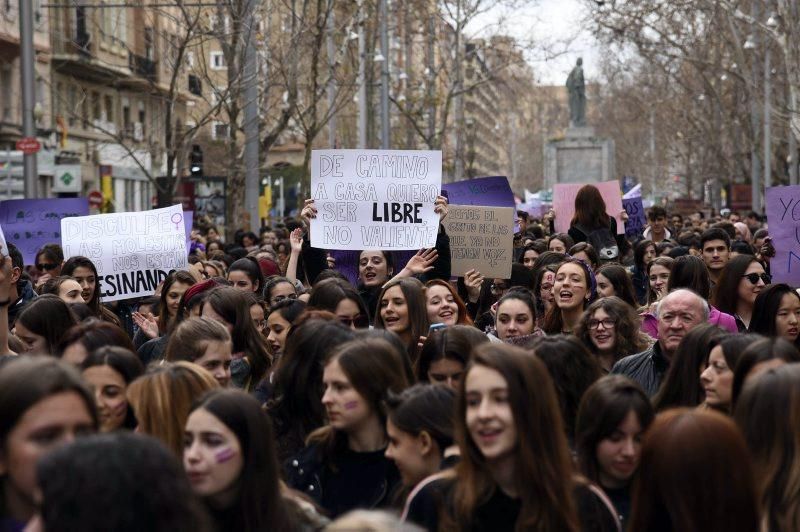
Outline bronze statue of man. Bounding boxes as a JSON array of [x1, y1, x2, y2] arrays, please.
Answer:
[[566, 58, 586, 127]]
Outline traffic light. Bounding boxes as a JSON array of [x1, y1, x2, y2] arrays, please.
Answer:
[[189, 144, 203, 178]]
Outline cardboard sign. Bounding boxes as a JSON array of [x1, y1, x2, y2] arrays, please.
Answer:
[[553, 181, 624, 235], [0, 198, 89, 264], [310, 150, 442, 250], [61, 204, 188, 302], [623, 197, 646, 240], [446, 205, 514, 279], [442, 176, 515, 207], [765, 186, 800, 285]]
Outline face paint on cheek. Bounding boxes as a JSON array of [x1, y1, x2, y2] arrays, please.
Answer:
[[215, 448, 237, 464], [344, 401, 359, 410]]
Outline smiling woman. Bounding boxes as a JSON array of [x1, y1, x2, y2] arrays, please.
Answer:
[[375, 278, 429, 363], [403, 343, 618, 531]]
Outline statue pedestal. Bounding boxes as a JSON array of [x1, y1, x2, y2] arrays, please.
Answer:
[[543, 126, 616, 189]]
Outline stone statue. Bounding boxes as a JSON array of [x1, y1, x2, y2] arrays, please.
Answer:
[[566, 58, 586, 127]]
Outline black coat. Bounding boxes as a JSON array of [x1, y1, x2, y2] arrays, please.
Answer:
[[284, 442, 400, 519], [610, 342, 670, 397]]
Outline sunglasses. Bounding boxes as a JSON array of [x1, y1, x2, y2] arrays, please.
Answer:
[[339, 315, 369, 328], [37, 263, 59, 271], [742, 272, 771, 285]]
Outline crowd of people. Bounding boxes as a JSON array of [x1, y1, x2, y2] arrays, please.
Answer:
[[0, 184, 796, 531]]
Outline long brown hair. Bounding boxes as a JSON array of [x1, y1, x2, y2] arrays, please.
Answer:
[[452, 343, 579, 531], [425, 279, 473, 326], [307, 338, 410, 457], [570, 184, 610, 229], [629, 408, 759, 532], [735, 364, 800, 532], [374, 277, 430, 362]]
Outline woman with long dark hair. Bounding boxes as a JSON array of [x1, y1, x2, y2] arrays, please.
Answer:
[[404, 343, 617, 531], [285, 338, 409, 518], [712, 255, 769, 331], [631, 240, 657, 305], [374, 278, 430, 364], [202, 287, 273, 391], [61, 256, 120, 324], [735, 364, 800, 531], [81, 346, 144, 432], [749, 283, 800, 346], [14, 295, 77, 357], [416, 325, 489, 390], [541, 257, 596, 334], [266, 318, 355, 462], [576, 375, 655, 528], [307, 278, 370, 329], [0, 358, 98, 528], [629, 409, 759, 532], [700, 335, 759, 414], [227, 257, 264, 297], [184, 389, 316, 531], [594, 264, 638, 309], [386, 384, 457, 498]]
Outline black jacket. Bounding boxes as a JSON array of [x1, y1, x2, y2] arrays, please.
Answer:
[[284, 442, 399, 519], [610, 342, 670, 397]]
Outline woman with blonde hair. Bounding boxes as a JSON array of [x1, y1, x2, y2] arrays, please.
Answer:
[[126, 361, 219, 456]]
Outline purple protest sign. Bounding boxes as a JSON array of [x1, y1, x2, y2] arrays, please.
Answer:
[[765, 185, 800, 285], [184, 211, 193, 254], [442, 176, 515, 207], [0, 198, 89, 264], [329, 250, 361, 286], [622, 197, 646, 240]]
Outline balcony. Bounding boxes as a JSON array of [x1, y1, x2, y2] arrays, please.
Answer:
[[129, 53, 158, 83]]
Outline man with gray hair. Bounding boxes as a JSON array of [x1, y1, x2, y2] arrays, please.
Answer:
[[611, 289, 709, 396]]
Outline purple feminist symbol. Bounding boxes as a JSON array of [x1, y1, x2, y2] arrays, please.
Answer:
[[171, 213, 183, 231]]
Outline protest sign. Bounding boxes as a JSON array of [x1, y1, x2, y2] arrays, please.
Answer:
[[0, 198, 89, 264], [765, 185, 800, 285], [442, 176, 515, 207], [446, 205, 514, 279], [552, 181, 624, 234], [61, 204, 188, 302], [622, 197, 646, 240], [310, 150, 442, 250]]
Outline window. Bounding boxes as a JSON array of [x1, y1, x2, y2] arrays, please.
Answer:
[[104, 94, 114, 123], [144, 27, 154, 60], [66, 85, 77, 126], [138, 101, 145, 137], [188, 74, 202, 96], [122, 97, 131, 134], [185, 51, 195, 68], [92, 91, 101, 121], [210, 51, 226, 70], [211, 121, 229, 140], [0, 64, 11, 120]]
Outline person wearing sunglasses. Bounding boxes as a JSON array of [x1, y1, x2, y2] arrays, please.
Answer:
[[712, 255, 771, 332], [33, 243, 64, 290], [306, 278, 370, 330]]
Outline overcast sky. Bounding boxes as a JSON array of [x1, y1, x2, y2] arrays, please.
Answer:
[[468, 0, 601, 85]]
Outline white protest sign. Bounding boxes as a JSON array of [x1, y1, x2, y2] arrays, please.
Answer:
[[61, 204, 188, 302], [310, 149, 442, 250]]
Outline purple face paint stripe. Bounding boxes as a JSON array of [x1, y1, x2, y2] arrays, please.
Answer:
[[344, 401, 359, 410], [214, 448, 236, 463]]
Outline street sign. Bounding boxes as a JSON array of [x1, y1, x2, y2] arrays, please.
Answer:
[[53, 164, 82, 193], [88, 190, 103, 208], [15, 138, 40, 155]]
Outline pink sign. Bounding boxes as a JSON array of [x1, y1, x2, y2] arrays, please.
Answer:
[[552, 181, 624, 235]]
